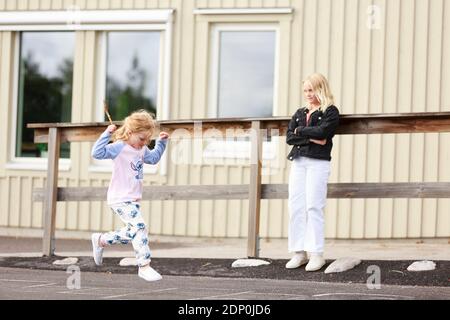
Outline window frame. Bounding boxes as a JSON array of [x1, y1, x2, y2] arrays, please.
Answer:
[[208, 23, 279, 118], [7, 31, 74, 171]]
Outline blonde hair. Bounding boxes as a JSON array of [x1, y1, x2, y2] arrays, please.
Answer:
[[112, 109, 156, 144], [303, 73, 334, 111]]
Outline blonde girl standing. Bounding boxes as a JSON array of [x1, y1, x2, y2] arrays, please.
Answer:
[[285, 73, 340, 271]]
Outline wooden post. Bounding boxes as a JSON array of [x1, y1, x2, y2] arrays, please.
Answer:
[[247, 121, 262, 258], [42, 128, 60, 256]]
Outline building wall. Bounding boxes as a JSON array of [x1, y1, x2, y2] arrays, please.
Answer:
[[0, 0, 449, 239]]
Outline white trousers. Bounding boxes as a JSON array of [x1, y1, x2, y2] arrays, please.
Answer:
[[288, 156, 331, 254]]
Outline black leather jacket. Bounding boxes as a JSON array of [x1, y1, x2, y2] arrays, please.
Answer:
[[286, 105, 340, 161]]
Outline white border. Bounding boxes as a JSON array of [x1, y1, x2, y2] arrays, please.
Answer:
[[0, 10, 174, 31], [193, 8, 293, 15], [206, 23, 279, 160]]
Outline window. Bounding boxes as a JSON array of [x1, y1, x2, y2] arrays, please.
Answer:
[[206, 24, 278, 160], [214, 30, 275, 118], [16, 32, 74, 159], [104, 32, 161, 121], [209, 24, 277, 118], [92, 30, 166, 174]]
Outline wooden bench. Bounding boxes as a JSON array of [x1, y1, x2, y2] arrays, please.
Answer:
[[28, 112, 450, 257]]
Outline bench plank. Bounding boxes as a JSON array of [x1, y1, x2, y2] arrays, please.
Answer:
[[29, 112, 450, 143], [33, 182, 450, 202]]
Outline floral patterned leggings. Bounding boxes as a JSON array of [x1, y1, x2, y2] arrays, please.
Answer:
[[101, 202, 151, 267]]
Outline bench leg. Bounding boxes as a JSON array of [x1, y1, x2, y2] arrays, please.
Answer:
[[42, 128, 60, 256], [248, 121, 262, 258]]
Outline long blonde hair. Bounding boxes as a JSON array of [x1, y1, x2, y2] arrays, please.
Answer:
[[112, 109, 156, 144], [303, 73, 334, 111]]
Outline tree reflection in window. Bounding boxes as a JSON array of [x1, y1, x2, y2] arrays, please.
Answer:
[[104, 32, 160, 122], [16, 32, 74, 158]]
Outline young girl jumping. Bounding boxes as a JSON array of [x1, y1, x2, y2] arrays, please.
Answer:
[[91, 109, 169, 281]]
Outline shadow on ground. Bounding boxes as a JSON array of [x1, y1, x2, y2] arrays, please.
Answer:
[[0, 256, 448, 287]]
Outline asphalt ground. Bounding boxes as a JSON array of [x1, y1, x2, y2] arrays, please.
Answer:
[[0, 255, 448, 288], [0, 236, 448, 305], [0, 266, 449, 302]]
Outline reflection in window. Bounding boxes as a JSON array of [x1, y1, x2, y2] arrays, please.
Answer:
[[16, 32, 74, 158], [105, 32, 160, 121], [217, 31, 275, 118]]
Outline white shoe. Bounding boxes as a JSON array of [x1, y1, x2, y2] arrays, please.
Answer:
[[285, 252, 308, 269], [305, 255, 326, 271], [138, 266, 162, 282], [91, 233, 104, 266]]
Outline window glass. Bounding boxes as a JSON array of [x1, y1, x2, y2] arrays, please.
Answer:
[[17, 32, 74, 158], [217, 31, 275, 118], [105, 32, 160, 121]]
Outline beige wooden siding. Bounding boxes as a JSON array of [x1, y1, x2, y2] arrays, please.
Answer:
[[0, 0, 449, 240]]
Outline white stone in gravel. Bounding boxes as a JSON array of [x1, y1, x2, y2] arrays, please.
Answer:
[[407, 260, 436, 271], [52, 257, 78, 265], [119, 257, 138, 266], [324, 257, 361, 274], [231, 259, 270, 268]]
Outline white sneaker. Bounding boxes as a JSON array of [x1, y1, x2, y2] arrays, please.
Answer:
[[285, 252, 308, 269], [91, 233, 104, 266], [305, 255, 326, 271], [138, 266, 162, 282]]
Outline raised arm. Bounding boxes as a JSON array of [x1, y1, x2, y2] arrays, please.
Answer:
[[143, 139, 168, 164], [91, 129, 124, 160]]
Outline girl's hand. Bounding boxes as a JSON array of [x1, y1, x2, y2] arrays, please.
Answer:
[[159, 131, 169, 140], [310, 138, 327, 145], [107, 124, 117, 133]]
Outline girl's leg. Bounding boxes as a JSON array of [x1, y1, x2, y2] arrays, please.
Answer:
[[287, 157, 307, 253], [304, 158, 331, 255], [102, 202, 151, 267]]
